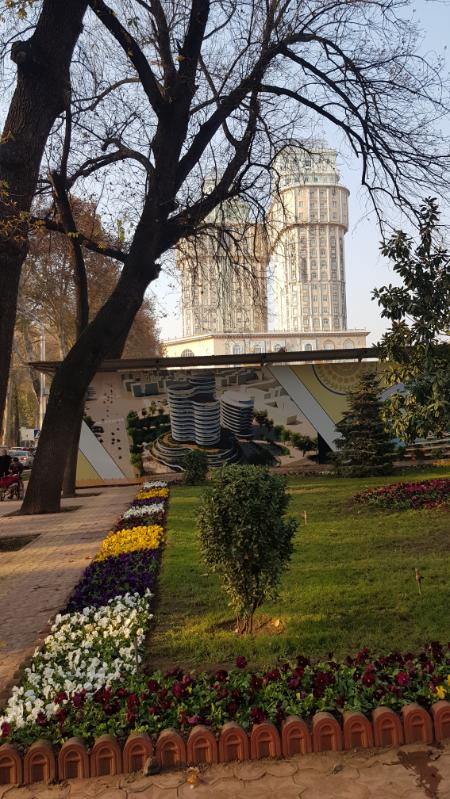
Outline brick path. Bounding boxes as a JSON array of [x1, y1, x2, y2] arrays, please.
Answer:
[[0, 743, 449, 798], [0, 486, 136, 703]]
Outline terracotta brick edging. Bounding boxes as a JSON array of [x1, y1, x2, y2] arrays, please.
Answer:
[[1, 700, 450, 787]]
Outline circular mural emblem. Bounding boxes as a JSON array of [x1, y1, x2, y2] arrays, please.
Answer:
[[312, 362, 369, 395]]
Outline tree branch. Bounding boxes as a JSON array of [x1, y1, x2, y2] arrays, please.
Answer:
[[29, 215, 126, 263], [87, 0, 164, 113], [67, 143, 153, 189], [49, 170, 89, 334]]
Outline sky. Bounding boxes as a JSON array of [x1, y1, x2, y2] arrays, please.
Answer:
[[153, 0, 450, 346]]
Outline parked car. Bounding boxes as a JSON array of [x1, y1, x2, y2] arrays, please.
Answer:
[[7, 449, 34, 468]]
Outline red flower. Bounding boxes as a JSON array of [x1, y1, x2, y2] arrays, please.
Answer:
[[250, 707, 266, 724], [55, 708, 67, 724], [362, 670, 376, 687], [395, 671, 410, 687], [250, 675, 263, 691], [147, 679, 160, 692], [127, 693, 139, 707], [215, 669, 228, 682], [72, 689, 87, 708], [1, 722, 11, 738], [236, 656, 248, 669], [263, 668, 281, 684], [172, 682, 184, 699]]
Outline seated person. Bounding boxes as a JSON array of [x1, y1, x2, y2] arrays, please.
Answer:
[[0, 448, 11, 477], [10, 457, 24, 476]]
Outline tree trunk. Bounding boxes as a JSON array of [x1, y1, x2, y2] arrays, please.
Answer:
[[0, 263, 21, 439], [51, 168, 90, 499], [61, 404, 84, 497], [4, 373, 21, 447], [20, 262, 152, 514], [0, 0, 88, 434], [21, 324, 41, 404]]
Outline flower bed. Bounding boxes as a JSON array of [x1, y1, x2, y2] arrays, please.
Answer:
[[3, 636, 450, 748], [2, 479, 450, 759], [354, 478, 450, 510], [0, 484, 170, 747], [97, 524, 164, 560], [66, 550, 160, 611]]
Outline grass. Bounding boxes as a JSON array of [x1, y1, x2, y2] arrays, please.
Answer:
[[146, 467, 450, 672]]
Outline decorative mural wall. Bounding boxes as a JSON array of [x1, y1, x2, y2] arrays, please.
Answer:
[[78, 360, 382, 481]]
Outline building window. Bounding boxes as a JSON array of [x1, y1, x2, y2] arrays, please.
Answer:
[[344, 339, 354, 349], [181, 349, 194, 357], [304, 343, 313, 351]]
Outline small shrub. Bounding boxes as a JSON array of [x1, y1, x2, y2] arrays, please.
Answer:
[[183, 449, 208, 484], [273, 425, 284, 440], [83, 414, 95, 430], [290, 434, 316, 452], [198, 465, 297, 634], [130, 452, 144, 476]]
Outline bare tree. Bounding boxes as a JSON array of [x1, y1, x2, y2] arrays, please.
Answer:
[[14, 0, 450, 513], [0, 0, 88, 436]]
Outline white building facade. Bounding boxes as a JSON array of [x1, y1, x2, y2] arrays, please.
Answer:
[[163, 330, 368, 358], [178, 197, 267, 338], [270, 146, 349, 333]]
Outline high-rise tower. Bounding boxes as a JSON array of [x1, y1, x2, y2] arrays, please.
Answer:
[[178, 196, 267, 337], [270, 145, 349, 333]]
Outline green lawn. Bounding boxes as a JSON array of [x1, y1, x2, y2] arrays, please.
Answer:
[[146, 468, 450, 671]]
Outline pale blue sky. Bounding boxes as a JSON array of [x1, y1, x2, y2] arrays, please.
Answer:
[[155, 0, 450, 345]]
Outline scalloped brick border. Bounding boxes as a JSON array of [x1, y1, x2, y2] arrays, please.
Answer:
[[1, 701, 449, 787]]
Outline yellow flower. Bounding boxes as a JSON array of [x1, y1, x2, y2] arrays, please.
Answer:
[[296, 692, 301, 701], [96, 524, 165, 561], [136, 488, 169, 500], [435, 685, 447, 700], [447, 675, 450, 687]]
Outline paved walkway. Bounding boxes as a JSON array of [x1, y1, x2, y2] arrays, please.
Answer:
[[0, 486, 136, 703], [0, 743, 449, 798]]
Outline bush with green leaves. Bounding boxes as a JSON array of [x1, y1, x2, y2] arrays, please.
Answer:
[[183, 449, 209, 484], [290, 433, 316, 452], [198, 466, 297, 634]]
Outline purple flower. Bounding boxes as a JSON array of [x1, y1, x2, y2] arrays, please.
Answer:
[[65, 550, 159, 612], [236, 656, 248, 669]]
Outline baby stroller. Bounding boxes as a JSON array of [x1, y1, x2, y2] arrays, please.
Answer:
[[0, 473, 23, 501]]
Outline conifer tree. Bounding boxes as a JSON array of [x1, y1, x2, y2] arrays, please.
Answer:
[[332, 372, 396, 477]]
